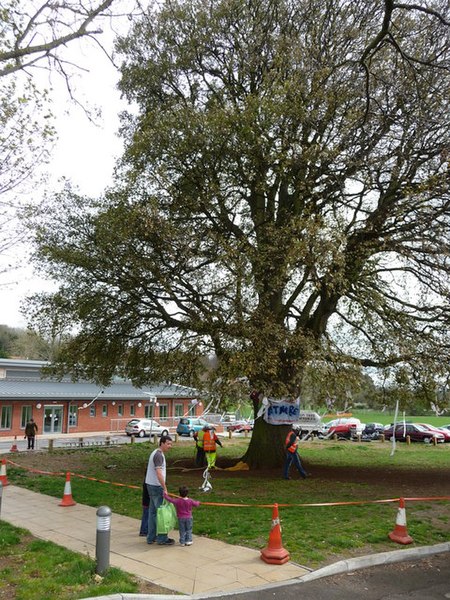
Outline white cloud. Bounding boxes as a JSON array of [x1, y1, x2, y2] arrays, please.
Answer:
[[1, 25, 127, 328]]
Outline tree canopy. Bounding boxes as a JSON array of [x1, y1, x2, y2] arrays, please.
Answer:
[[0, 0, 116, 78], [28, 0, 450, 465]]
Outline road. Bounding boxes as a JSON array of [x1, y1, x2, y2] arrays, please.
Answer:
[[0, 433, 158, 454], [200, 552, 450, 600]]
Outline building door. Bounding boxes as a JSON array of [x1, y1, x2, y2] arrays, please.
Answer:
[[43, 406, 63, 434]]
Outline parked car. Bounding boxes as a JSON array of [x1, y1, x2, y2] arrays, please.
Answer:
[[226, 420, 254, 433], [384, 423, 445, 444], [125, 419, 169, 438], [416, 423, 450, 442], [321, 417, 364, 439], [362, 422, 385, 439], [176, 417, 212, 437]]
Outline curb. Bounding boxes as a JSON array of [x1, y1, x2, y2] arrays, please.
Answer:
[[80, 542, 450, 600]]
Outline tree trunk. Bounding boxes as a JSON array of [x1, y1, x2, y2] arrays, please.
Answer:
[[241, 417, 290, 469]]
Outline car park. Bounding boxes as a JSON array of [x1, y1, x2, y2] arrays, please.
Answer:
[[384, 423, 445, 443], [176, 417, 212, 437], [125, 418, 169, 438]]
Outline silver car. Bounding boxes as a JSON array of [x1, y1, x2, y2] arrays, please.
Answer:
[[125, 418, 169, 438]]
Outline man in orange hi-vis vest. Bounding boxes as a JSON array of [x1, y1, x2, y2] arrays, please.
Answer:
[[203, 426, 223, 469], [283, 426, 308, 480]]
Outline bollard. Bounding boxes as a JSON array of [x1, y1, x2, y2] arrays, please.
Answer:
[[0, 480, 2, 519], [130, 435, 135, 445], [433, 436, 437, 446], [380, 434, 385, 443], [106, 436, 110, 446], [96, 506, 112, 575], [406, 435, 411, 446], [79, 437, 84, 447], [228, 430, 232, 439], [48, 439, 54, 453]]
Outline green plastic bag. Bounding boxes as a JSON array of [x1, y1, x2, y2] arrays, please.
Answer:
[[156, 500, 177, 534]]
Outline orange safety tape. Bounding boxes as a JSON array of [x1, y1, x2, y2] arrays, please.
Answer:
[[6, 459, 140, 490], [6, 460, 450, 508], [6, 458, 64, 477]]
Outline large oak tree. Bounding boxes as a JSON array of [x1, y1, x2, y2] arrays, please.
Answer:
[[29, 0, 450, 467]]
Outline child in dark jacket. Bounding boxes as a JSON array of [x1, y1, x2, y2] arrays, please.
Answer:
[[164, 486, 200, 546]]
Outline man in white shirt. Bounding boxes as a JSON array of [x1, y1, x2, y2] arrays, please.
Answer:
[[145, 435, 174, 545]]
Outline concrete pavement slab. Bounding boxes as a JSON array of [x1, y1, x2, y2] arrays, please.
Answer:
[[1, 484, 309, 596]]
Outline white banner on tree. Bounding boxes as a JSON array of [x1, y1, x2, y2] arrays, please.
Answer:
[[262, 397, 300, 425]]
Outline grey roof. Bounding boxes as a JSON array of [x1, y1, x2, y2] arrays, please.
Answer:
[[0, 358, 197, 400], [0, 379, 196, 400], [0, 358, 50, 368]]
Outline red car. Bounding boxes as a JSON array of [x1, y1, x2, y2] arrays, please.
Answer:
[[226, 421, 253, 433], [321, 418, 364, 439], [384, 423, 445, 444], [416, 423, 450, 442]]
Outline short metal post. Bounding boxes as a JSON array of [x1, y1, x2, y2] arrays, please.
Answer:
[[0, 480, 3, 519], [48, 439, 54, 453], [96, 506, 111, 575]]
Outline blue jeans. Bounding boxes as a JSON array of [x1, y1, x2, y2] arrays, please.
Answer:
[[140, 506, 149, 535], [179, 517, 193, 544], [146, 484, 168, 544], [283, 451, 307, 479]]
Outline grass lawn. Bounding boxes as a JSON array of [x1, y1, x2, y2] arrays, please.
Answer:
[[5, 437, 450, 570], [0, 520, 168, 600]]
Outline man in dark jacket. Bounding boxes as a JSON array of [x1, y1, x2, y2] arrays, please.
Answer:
[[24, 418, 38, 450]]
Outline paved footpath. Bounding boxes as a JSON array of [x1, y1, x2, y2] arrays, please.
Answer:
[[1, 484, 309, 596]]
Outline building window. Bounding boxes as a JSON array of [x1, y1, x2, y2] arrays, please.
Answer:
[[159, 403, 168, 419], [102, 404, 108, 417], [144, 404, 155, 418], [69, 404, 78, 427], [1, 405, 12, 430], [130, 404, 135, 416], [174, 403, 184, 417], [118, 404, 123, 417], [90, 405, 96, 417], [21, 405, 32, 428]]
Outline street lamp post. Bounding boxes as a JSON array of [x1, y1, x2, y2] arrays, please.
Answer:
[[143, 392, 159, 442]]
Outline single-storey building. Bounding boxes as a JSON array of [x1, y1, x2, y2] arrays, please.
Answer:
[[0, 358, 200, 437]]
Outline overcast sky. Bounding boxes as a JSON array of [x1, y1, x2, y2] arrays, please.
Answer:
[[1, 25, 127, 329]]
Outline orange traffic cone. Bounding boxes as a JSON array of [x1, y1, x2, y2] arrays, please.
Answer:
[[0, 458, 9, 486], [260, 503, 290, 564], [388, 497, 413, 545], [59, 472, 76, 507], [10, 436, 18, 452]]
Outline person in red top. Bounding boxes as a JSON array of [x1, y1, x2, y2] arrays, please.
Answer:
[[283, 426, 308, 480], [164, 486, 200, 546]]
